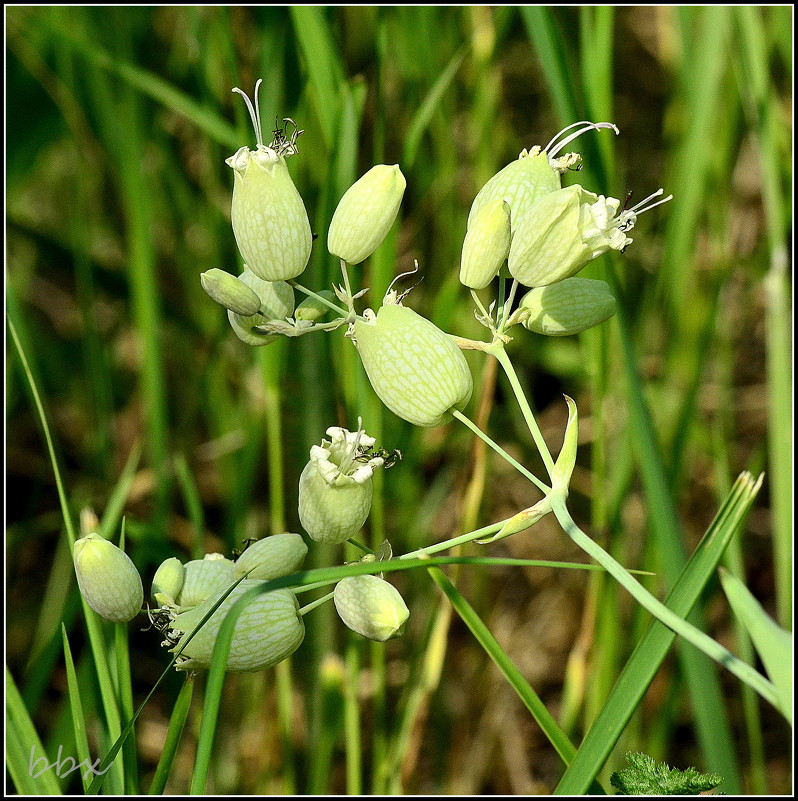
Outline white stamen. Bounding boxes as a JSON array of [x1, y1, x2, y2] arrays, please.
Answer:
[[232, 79, 264, 147], [545, 121, 620, 158], [628, 188, 673, 215]]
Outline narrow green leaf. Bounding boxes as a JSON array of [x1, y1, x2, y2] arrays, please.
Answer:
[[718, 568, 793, 723], [555, 472, 764, 794], [147, 676, 194, 795], [6, 666, 64, 795]]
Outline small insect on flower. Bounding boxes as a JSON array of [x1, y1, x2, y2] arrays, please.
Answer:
[[226, 80, 312, 282]]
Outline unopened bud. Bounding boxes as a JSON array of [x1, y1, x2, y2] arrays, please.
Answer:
[[334, 575, 409, 641], [516, 278, 616, 336], [234, 533, 308, 580], [73, 533, 143, 623], [459, 198, 511, 289], [201, 269, 262, 316], [328, 165, 406, 264]]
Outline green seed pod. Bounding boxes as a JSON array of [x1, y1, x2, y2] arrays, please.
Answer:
[[459, 198, 511, 289], [73, 533, 143, 623], [328, 165, 406, 264], [177, 554, 237, 608], [467, 147, 561, 230], [200, 268, 262, 316], [294, 290, 337, 322], [170, 582, 305, 672], [227, 268, 295, 346], [517, 278, 617, 336], [353, 302, 473, 428], [234, 533, 308, 580], [152, 557, 185, 606], [226, 82, 312, 282], [333, 575, 409, 642], [298, 425, 384, 545], [508, 186, 632, 287]]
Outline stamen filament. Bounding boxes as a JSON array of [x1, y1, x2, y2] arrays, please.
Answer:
[[545, 121, 619, 157], [629, 188, 673, 215], [232, 79, 264, 147]]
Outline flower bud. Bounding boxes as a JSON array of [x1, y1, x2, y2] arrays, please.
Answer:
[[516, 278, 616, 336], [152, 557, 185, 606], [508, 185, 674, 288], [352, 301, 472, 428], [227, 268, 295, 346], [467, 147, 561, 230], [328, 165, 406, 264], [334, 575, 409, 641], [294, 290, 337, 322], [226, 145, 312, 281], [200, 269, 262, 316], [234, 533, 308, 580], [170, 582, 305, 672], [177, 554, 236, 608], [459, 198, 511, 289], [298, 425, 384, 545], [73, 533, 143, 623]]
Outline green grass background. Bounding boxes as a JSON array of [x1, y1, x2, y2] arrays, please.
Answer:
[[6, 6, 792, 794]]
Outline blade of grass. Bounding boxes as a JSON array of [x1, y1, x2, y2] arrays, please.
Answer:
[[6, 666, 64, 795], [62, 627, 93, 794], [290, 6, 344, 151], [147, 676, 195, 795], [555, 471, 764, 794]]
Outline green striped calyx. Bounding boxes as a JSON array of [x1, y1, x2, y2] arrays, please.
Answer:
[[352, 301, 472, 428], [170, 582, 305, 672], [333, 575, 409, 642], [200, 268, 262, 316], [514, 277, 617, 336], [151, 557, 185, 607], [176, 554, 237, 608], [234, 533, 308, 580]]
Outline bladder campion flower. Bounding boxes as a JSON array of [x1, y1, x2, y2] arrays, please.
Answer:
[[226, 267, 295, 346], [352, 292, 473, 428], [226, 80, 312, 282], [169, 582, 305, 672], [299, 424, 385, 545], [508, 186, 672, 287], [234, 533, 308, 580], [459, 198, 511, 289]]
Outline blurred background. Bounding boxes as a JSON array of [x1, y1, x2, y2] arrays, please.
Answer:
[[6, 6, 792, 794]]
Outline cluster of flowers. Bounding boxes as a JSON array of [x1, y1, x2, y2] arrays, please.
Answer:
[[73, 80, 669, 673]]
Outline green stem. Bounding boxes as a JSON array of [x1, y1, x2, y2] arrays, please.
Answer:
[[549, 495, 780, 710], [299, 592, 335, 616], [451, 409, 550, 494], [490, 344, 556, 479], [290, 280, 350, 317]]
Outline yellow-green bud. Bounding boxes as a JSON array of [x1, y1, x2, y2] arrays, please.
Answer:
[[352, 301, 472, 428], [328, 165, 406, 264], [152, 557, 185, 606], [298, 425, 384, 544], [467, 148, 561, 230], [234, 533, 308, 580], [516, 278, 617, 336], [177, 554, 236, 608], [170, 582, 305, 672], [294, 290, 337, 322], [73, 533, 143, 623], [227, 268, 295, 346], [459, 198, 511, 289], [333, 575, 409, 641], [200, 269, 262, 316]]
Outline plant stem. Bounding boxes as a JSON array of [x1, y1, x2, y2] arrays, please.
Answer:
[[299, 592, 335, 616], [451, 410, 550, 494], [489, 344, 556, 479], [290, 279, 350, 317], [549, 495, 781, 710]]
